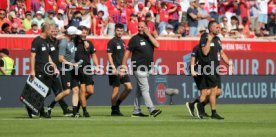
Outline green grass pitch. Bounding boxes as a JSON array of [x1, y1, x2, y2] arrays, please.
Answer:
[[0, 104, 276, 137]]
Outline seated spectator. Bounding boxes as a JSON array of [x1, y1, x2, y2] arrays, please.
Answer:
[[1, 23, 10, 34], [26, 21, 41, 35], [175, 24, 186, 37], [68, 10, 82, 28], [198, 27, 206, 36], [229, 16, 241, 31], [128, 13, 138, 35], [145, 12, 158, 38], [11, 23, 19, 34], [267, 13, 276, 36], [32, 11, 45, 28], [218, 27, 229, 38], [0, 9, 8, 31], [54, 9, 65, 30], [45, 10, 56, 25], [7, 11, 23, 29], [10, 0, 26, 19], [229, 29, 242, 39], [22, 11, 32, 31], [220, 16, 230, 31], [160, 24, 180, 38]]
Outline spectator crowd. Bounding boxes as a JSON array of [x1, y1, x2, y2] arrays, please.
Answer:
[[0, 0, 276, 38]]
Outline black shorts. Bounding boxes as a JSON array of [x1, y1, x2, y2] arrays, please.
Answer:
[[198, 74, 219, 90], [108, 75, 131, 86], [51, 76, 63, 95], [193, 75, 203, 90], [60, 69, 80, 90]]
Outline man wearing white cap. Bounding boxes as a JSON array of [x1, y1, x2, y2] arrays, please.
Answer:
[[54, 9, 65, 30], [33, 11, 45, 28], [50, 26, 82, 118]]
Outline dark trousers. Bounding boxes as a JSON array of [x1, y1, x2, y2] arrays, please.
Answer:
[[51, 76, 69, 112]]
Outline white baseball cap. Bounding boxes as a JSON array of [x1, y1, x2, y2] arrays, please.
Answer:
[[67, 26, 82, 35], [199, 0, 205, 4], [58, 9, 64, 15]]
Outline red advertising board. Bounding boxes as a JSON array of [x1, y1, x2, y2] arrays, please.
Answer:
[[0, 36, 275, 75]]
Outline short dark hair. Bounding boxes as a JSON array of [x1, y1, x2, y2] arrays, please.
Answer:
[[115, 23, 124, 30], [231, 16, 239, 21], [1, 23, 9, 30], [208, 20, 217, 30], [78, 25, 89, 31], [0, 48, 9, 55]]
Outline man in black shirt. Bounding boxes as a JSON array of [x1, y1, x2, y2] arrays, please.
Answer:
[[47, 26, 82, 118], [107, 24, 133, 116], [46, 24, 73, 117], [194, 21, 233, 120], [122, 21, 162, 117], [73, 26, 100, 117], [29, 24, 58, 118]]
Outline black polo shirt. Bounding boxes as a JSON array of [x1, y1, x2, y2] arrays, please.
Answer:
[[199, 33, 222, 69], [48, 38, 60, 67], [107, 37, 125, 68], [31, 36, 50, 73], [127, 34, 155, 71], [74, 37, 96, 66]]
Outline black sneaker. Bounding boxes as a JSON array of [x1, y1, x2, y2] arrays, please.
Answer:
[[201, 106, 210, 117], [72, 113, 80, 118], [194, 103, 204, 119], [211, 113, 224, 120], [63, 109, 73, 117], [111, 110, 124, 116], [83, 111, 90, 117], [25, 106, 33, 118], [47, 107, 52, 117], [186, 102, 195, 117], [131, 113, 149, 117], [40, 111, 51, 119], [150, 109, 162, 117]]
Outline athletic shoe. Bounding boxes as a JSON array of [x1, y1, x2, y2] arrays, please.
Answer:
[[186, 102, 195, 117], [202, 112, 210, 117], [40, 111, 51, 119], [150, 109, 162, 117], [63, 109, 73, 117], [194, 103, 204, 119], [211, 113, 224, 120], [72, 113, 80, 118], [83, 111, 90, 117], [111, 110, 124, 116], [47, 107, 52, 117], [131, 113, 149, 117], [25, 106, 33, 118]]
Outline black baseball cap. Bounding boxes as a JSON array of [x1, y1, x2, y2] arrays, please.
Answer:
[[0, 48, 9, 55]]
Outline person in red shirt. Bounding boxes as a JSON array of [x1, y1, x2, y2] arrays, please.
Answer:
[[145, 12, 158, 38], [167, 3, 179, 32], [93, 10, 105, 36], [44, 0, 56, 13], [26, 22, 41, 35], [7, 11, 23, 30], [136, 3, 146, 22], [128, 13, 138, 35], [0, 9, 9, 31], [10, 0, 26, 19], [126, 0, 134, 24], [158, 2, 176, 34], [1, 23, 10, 34]]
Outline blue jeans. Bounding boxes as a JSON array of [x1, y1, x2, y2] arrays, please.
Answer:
[[189, 27, 198, 37], [158, 22, 168, 34]]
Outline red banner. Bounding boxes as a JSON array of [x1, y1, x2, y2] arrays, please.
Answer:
[[0, 36, 275, 75]]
